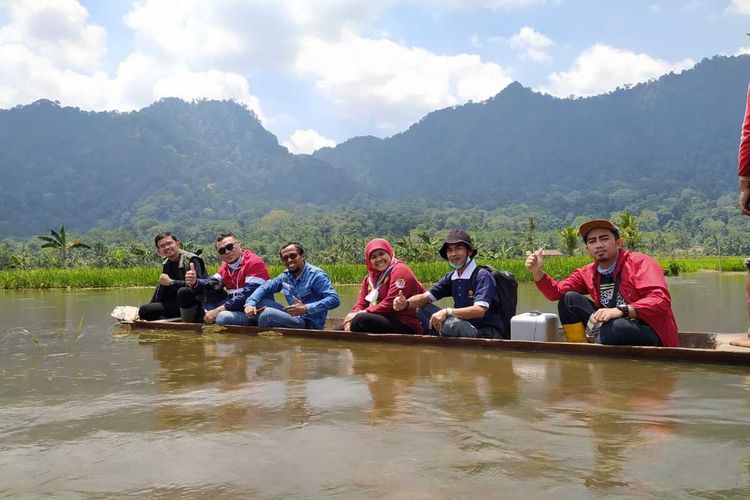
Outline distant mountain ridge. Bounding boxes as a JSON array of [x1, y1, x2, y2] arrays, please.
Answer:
[[315, 55, 749, 212], [0, 55, 748, 237], [0, 98, 362, 235]]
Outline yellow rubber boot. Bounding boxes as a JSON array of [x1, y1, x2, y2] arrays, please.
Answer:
[[562, 322, 586, 343]]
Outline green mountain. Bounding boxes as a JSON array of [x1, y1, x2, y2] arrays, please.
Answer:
[[316, 55, 749, 213], [0, 98, 361, 236], [0, 55, 748, 238]]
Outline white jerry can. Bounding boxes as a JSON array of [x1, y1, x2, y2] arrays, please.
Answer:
[[510, 311, 561, 342]]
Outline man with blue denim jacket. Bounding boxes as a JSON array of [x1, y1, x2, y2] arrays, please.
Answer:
[[244, 242, 340, 329]]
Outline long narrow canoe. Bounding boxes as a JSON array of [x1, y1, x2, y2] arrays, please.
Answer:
[[120, 315, 750, 366]]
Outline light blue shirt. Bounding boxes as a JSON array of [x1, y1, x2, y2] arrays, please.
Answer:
[[245, 262, 340, 329]]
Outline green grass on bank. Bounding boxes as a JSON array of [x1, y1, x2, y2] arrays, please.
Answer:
[[0, 256, 746, 290], [0, 267, 158, 289]]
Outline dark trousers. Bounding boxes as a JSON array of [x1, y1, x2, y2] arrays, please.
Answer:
[[558, 291, 662, 346], [349, 312, 415, 334], [138, 286, 202, 321], [417, 303, 503, 339]]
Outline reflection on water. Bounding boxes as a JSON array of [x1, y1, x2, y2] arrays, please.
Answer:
[[1, 276, 750, 497]]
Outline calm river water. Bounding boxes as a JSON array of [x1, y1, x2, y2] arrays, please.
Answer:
[[1, 273, 750, 498]]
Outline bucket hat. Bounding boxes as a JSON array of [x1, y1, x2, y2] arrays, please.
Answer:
[[439, 229, 478, 260]]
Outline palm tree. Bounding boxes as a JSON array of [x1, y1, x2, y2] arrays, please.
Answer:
[[560, 227, 579, 256], [37, 224, 91, 268], [524, 217, 537, 252], [617, 212, 643, 251]]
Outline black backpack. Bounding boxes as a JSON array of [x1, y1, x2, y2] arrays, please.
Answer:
[[469, 264, 518, 338]]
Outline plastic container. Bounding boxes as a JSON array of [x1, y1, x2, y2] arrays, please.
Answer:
[[510, 311, 561, 342]]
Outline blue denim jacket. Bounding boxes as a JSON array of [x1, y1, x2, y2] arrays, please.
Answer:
[[245, 262, 340, 329]]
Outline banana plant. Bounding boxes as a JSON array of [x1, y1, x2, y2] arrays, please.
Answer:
[[37, 224, 91, 268]]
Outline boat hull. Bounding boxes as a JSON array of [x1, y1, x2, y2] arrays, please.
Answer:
[[124, 318, 750, 366]]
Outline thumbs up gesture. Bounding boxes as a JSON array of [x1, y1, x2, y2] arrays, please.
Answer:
[[185, 262, 197, 287], [284, 296, 308, 316], [393, 290, 408, 311]]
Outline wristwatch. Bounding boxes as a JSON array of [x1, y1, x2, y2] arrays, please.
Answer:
[[617, 304, 629, 317], [446, 308, 453, 317]]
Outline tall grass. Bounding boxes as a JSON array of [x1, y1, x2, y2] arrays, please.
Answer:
[[0, 267, 159, 289], [0, 256, 745, 289]]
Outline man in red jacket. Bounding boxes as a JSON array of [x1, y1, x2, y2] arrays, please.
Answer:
[[737, 55, 750, 340], [525, 219, 679, 347], [186, 231, 270, 325]]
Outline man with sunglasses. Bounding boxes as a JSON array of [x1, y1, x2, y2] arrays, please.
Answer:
[[244, 242, 340, 329], [186, 232, 270, 325]]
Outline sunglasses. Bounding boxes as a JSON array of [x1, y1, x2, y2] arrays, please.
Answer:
[[217, 243, 236, 255], [280, 252, 299, 262]]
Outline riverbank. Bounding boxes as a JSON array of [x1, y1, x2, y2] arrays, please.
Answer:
[[0, 256, 745, 290]]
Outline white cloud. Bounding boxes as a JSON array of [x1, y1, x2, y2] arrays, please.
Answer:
[[0, 0, 266, 119], [736, 46, 750, 56], [0, 42, 114, 108], [122, 0, 391, 73], [0, 0, 559, 137], [730, 0, 750, 15], [428, 0, 554, 9], [282, 128, 336, 154], [295, 31, 512, 132], [0, 0, 105, 70], [538, 44, 694, 98], [508, 26, 552, 62]]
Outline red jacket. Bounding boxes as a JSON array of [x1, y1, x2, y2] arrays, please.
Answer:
[[209, 249, 270, 310], [739, 84, 750, 178], [352, 260, 425, 333], [534, 249, 679, 347]]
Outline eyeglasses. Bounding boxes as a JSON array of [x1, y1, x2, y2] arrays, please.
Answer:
[[217, 243, 236, 255], [280, 252, 299, 262]]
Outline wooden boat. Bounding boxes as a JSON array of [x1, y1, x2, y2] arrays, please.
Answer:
[[116, 310, 750, 366]]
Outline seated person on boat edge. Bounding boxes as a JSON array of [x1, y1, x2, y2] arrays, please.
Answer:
[[393, 229, 505, 339], [341, 238, 425, 334], [138, 232, 209, 322], [525, 219, 679, 347], [185, 231, 270, 326], [243, 242, 340, 329]]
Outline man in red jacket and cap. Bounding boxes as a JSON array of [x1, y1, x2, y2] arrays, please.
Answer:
[[525, 219, 679, 347]]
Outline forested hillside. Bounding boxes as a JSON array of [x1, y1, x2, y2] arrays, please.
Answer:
[[0, 98, 362, 236], [316, 55, 748, 214], [0, 55, 748, 246]]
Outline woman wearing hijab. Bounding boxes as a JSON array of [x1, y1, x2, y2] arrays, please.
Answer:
[[342, 238, 425, 334]]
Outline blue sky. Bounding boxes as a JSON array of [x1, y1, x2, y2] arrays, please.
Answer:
[[0, 0, 748, 153]]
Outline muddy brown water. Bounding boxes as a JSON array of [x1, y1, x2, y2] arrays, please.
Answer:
[[1, 273, 749, 497]]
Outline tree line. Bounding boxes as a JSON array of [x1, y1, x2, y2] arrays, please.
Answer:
[[3, 201, 748, 271]]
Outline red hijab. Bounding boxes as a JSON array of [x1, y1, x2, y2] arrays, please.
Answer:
[[364, 238, 399, 280]]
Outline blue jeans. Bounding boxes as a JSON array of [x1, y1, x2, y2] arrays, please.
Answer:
[[257, 305, 308, 329], [208, 298, 277, 327]]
